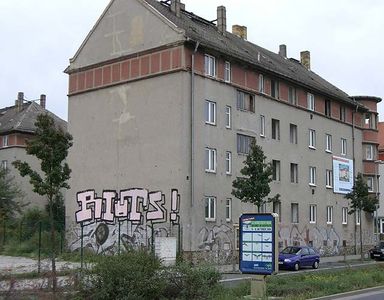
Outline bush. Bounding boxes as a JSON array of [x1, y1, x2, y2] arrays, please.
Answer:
[[163, 263, 222, 299], [87, 250, 166, 300]]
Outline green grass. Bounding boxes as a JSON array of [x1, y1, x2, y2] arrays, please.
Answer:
[[213, 264, 384, 300]]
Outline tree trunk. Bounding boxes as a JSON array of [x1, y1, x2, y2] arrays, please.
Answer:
[[49, 196, 57, 292], [359, 210, 363, 261]]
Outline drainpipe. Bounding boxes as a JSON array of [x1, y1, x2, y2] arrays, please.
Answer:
[[191, 41, 199, 208]]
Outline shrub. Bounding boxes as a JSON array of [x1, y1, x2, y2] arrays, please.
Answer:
[[163, 263, 222, 299], [87, 250, 166, 300]]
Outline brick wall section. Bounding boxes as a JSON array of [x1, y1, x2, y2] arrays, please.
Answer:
[[68, 46, 184, 95], [363, 130, 378, 144], [364, 161, 377, 174]]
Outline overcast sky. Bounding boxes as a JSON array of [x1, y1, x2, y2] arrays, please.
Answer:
[[1, 0, 383, 121]]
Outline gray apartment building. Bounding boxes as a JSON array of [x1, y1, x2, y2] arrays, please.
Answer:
[[65, 0, 381, 263]]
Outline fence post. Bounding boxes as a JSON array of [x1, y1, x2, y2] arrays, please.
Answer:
[[80, 223, 84, 271], [118, 221, 121, 255], [38, 221, 42, 274]]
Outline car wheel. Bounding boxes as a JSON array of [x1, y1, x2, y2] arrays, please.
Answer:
[[294, 263, 300, 271], [312, 261, 319, 269]]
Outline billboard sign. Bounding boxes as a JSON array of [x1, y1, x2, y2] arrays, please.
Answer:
[[333, 156, 354, 194], [239, 213, 278, 275]]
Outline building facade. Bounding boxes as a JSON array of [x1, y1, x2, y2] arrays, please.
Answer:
[[0, 92, 67, 210], [65, 0, 381, 263]]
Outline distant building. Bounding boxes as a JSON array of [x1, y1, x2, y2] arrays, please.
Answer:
[[65, 0, 381, 263], [377, 122, 384, 235], [0, 92, 67, 210]]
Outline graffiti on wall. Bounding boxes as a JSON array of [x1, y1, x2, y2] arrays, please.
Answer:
[[70, 188, 180, 254], [75, 188, 180, 225]]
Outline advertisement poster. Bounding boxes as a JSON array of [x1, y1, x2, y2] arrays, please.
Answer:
[[333, 156, 354, 194], [239, 213, 278, 275]]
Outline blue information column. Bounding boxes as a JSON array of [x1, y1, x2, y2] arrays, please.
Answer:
[[239, 213, 278, 275]]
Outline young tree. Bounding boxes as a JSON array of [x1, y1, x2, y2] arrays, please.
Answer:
[[345, 173, 378, 259], [13, 114, 72, 291], [0, 168, 23, 220], [232, 140, 274, 212]]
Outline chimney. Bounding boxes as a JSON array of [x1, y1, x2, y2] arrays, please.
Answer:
[[232, 25, 247, 40], [217, 6, 226, 35], [15, 92, 24, 111], [300, 50, 311, 70], [40, 94, 46, 109], [279, 44, 287, 58], [170, 0, 181, 17]]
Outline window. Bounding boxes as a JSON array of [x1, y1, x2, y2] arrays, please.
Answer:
[[226, 198, 232, 222], [205, 196, 216, 221], [258, 74, 264, 93], [273, 201, 281, 222], [290, 163, 298, 183], [367, 176, 374, 192], [307, 93, 315, 111], [225, 106, 231, 129], [340, 105, 346, 122], [205, 147, 216, 172], [309, 166, 316, 186], [272, 160, 281, 181], [204, 54, 216, 77], [326, 206, 333, 224], [309, 129, 316, 149], [1, 160, 7, 170], [224, 61, 231, 82], [260, 115, 265, 137], [271, 79, 279, 99], [272, 119, 280, 140], [326, 134, 332, 152], [291, 203, 299, 223], [225, 151, 232, 175], [325, 99, 331, 117], [2, 135, 9, 147], [341, 138, 347, 155], [204, 100, 216, 125], [237, 134, 254, 154], [356, 209, 361, 225], [366, 144, 374, 160], [342, 207, 348, 225], [326, 169, 333, 188], [289, 124, 298, 144], [237, 90, 255, 112], [365, 113, 377, 129], [309, 204, 317, 224], [288, 87, 297, 105]]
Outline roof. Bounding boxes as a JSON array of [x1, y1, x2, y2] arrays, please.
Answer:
[[0, 101, 67, 135], [146, 0, 364, 108]]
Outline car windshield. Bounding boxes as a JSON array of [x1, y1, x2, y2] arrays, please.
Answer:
[[281, 246, 301, 254]]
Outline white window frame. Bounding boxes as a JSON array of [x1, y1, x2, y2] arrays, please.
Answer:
[[205, 196, 216, 221], [307, 93, 315, 111], [225, 198, 232, 222], [205, 100, 216, 125], [326, 134, 332, 153], [309, 204, 317, 224], [204, 54, 216, 77], [259, 74, 264, 93], [309, 129, 316, 149], [291, 203, 299, 223], [326, 206, 333, 224], [341, 138, 347, 155], [326, 169, 333, 188], [225, 106, 231, 129], [272, 160, 281, 181], [224, 61, 231, 82], [205, 147, 216, 173], [367, 176, 374, 192], [366, 144, 374, 160], [309, 166, 316, 186], [290, 124, 298, 144], [260, 115, 265, 137], [225, 151, 232, 175], [342, 207, 348, 225], [356, 209, 361, 225], [2, 135, 9, 147]]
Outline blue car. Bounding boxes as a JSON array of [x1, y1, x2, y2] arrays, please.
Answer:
[[278, 246, 320, 271]]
